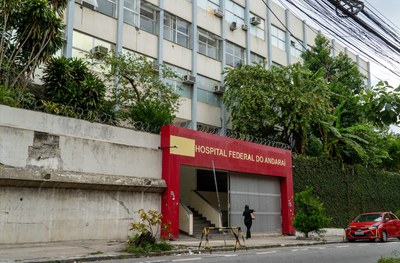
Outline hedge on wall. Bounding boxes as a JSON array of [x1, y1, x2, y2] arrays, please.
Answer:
[[293, 156, 400, 228]]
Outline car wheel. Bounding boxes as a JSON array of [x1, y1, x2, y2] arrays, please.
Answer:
[[380, 231, 388, 242], [347, 238, 355, 242]]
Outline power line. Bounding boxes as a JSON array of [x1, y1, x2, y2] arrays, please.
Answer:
[[280, 0, 400, 79]]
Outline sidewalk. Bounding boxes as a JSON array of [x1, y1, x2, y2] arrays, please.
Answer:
[[0, 230, 345, 263]]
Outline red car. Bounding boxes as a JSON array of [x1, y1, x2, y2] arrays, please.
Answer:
[[345, 212, 400, 242]]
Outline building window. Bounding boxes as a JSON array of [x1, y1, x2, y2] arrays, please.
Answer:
[[196, 75, 221, 107], [163, 64, 191, 98], [271, 25, 286, 51], [72, 31, 114, 62], [249, 13, 265, 40], [140, 2, 158, 34], [123, 0, 140, 26], [290, 36, 303, 59], [250, 52, 265, 65], [198, 28, 221, 60], [96, 0, 117, 18], [197, 0, 219, 11], [226, 42, 244, 67], [225, 0, 245, 26], [164, 13, 191, 48]]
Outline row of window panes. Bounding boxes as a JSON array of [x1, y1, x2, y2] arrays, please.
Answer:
[[198, 28, 221, 60], [197, 0, 219, 10], [226, 42, 245, 67], [271, 25, 286, 51], [225, 0, 245, 30], [71, 30, 221, 107], [81, 0, 140, 26], [290, 36, 304, 59]]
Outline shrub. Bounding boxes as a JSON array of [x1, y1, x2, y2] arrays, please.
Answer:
[[293, 186, 331, 238], [0, 85, 35, 108], [127, 100, 176, 133], [125, 209, 172, 254], [377, 258, 400, 263], [41, 57, 108, 120]]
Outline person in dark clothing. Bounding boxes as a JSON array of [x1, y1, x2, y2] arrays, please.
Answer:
[[242, 205, 255, 239]]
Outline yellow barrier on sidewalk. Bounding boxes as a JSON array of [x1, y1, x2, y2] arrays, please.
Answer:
[[198, 226, 247, 253]]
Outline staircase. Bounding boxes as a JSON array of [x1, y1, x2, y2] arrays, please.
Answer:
[[188, 206, 215, 237]]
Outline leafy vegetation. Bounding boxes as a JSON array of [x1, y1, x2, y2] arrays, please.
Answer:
[[223, 34, 400, 171], [125, 209, 172, 254], [292, 186, 331, 238], [377, 259, 400, 263], [0, 0, 66, 88], [293, 156, 400, 227], [93, 51, 180, 132], [41, 57, 113, 121]]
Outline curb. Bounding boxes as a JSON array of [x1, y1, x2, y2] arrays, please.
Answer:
[[20, 239, 345, 263]]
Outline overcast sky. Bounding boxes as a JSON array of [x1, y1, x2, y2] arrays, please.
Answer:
[[364, 0, 400, 29], [362, 0, 400, 86]]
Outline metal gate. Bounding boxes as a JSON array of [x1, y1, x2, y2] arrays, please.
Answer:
[[229, 172, 282, 233]]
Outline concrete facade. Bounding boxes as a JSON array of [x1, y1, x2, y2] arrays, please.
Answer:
[[0, 105, 165, 243], [64, 0, 371, 131]]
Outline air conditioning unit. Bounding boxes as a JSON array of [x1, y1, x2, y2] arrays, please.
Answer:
[[230, 22, 237, 31], [89, 45, 108, 58], [241, 24, 248, 31], [213, 9, 224, 18], [250, 16, 261, 25], [214, 85, 225, 94], [182, 74, 196, 84]]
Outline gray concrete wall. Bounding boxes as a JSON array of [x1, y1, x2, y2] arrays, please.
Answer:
[[0, 105, 161, 178], [0, 186, 161, 243], [0, 105, 165, 244]]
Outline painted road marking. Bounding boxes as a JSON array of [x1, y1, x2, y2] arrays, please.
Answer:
[[256, 251, 277, 254], [172, 258, 202, 262]]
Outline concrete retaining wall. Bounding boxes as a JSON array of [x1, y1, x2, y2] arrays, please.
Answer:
[[0, 105, 165, 243]]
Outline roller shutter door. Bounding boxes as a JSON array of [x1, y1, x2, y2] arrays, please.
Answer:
[[229, 172, 282, 233]]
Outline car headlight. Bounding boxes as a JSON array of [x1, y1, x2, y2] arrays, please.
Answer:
[[368, 226, 377, 230]]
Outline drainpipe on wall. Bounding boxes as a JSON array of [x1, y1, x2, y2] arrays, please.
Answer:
[[220, 0, 227, 135], [63, 0, 75, 58], [191, 0, 198, 131]]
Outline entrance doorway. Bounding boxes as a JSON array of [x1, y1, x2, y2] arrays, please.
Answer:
[[179, 166, 281, 234]]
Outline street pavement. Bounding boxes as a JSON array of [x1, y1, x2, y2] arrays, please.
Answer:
[[0, 229, 345, 263]]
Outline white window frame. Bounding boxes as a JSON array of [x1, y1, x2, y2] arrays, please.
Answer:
[[140, 2, 158, 34], [290, 36, 304, 59], [225, 0, 245, 26], [226, 42, 244, 67], [123, 0, 140, 26], [198, 28, 221, 60], [164, 13, 191, 48], [96, 0, 117, 18], [249, 13, 265, 40], [271, 25, 286, 51]]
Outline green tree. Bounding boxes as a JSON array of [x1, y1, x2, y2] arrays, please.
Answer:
[[0, 0, 66, 88], [302, 34, 400, 168], [223, 62, 331, 154], [293, 186, 331, 238], [96, 51, 180, 132], [358, 81, 400, 128], [41, 57, 109, 121]]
